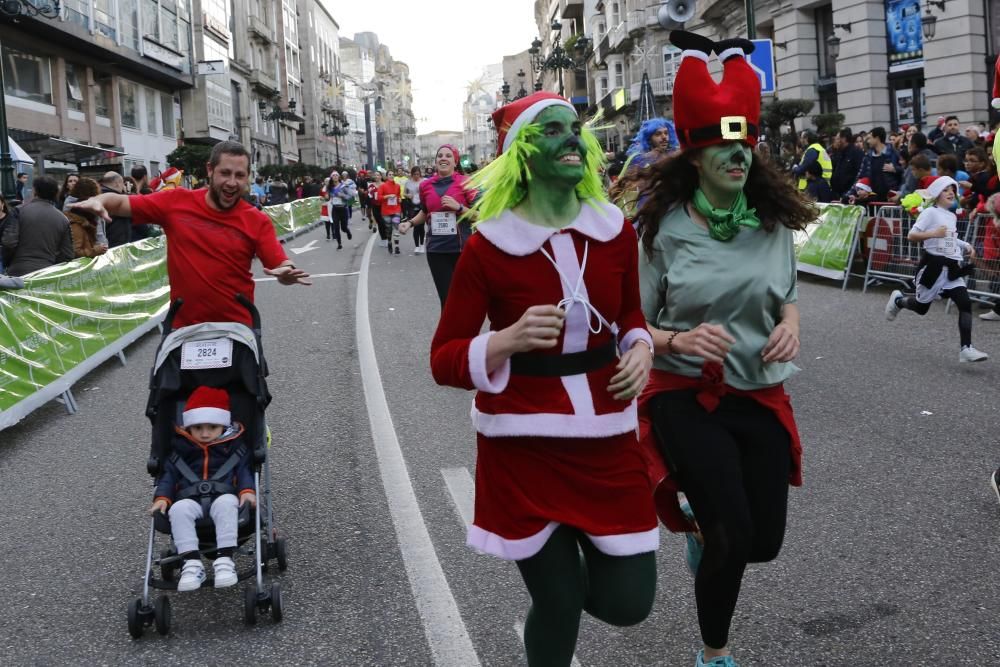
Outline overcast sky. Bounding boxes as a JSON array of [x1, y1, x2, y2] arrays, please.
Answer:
[[328, 0, 538, 135]]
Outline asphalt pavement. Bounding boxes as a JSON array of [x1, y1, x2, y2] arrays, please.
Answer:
[[1, 214, 998, 666]]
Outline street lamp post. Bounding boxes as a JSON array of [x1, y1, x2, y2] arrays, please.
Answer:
[[0, 0, 62, 200], [529, 21, 591, 97], [515, 69, 528, 100], [258, 97, 298, 166], [321, 109, 350, 167]]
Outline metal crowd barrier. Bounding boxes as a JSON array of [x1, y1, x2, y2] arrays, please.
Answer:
[[961, 213, 1000, 306]]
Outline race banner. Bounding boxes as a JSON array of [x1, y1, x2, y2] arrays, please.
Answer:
[[0, 195, 322, 429], [0, 237, 170, 427], [796, 204, 866, 281]]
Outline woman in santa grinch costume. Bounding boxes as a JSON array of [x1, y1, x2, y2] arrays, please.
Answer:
[[430, 92, 659, 667], [636, 32, 814, 667]]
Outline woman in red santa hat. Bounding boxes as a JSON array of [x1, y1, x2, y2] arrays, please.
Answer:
[[636, 31, 815, 667], [430, 91, 659, 666]]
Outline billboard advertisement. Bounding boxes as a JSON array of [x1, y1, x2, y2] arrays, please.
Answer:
[[885, 0, 924, 72]]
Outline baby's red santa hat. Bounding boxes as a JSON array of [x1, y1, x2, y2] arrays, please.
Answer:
[[992, 56, 1000, 110], [183, 386, 231, 428], [855, 177, 872, 193], [492, 91, 575, 157], [670, 31, 761, 151]]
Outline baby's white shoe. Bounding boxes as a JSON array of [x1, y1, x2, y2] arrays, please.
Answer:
[[177, 560, 206, 592], [213, 556, 238, 588]]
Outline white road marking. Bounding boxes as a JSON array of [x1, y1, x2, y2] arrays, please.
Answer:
[[514, 622, 583, 667], [356, 234, 481, 667], [441, 467, 475, 528], [289, 239, 320, 254], [254, 271, 359, 282]]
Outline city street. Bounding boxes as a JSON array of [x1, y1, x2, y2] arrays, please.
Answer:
[[1, 215, 998, 666]]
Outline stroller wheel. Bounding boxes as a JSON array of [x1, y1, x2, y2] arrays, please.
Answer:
[[154, 596, 171, 636], [270, 582, 283, 622], [127, 598, 145, 639], [275, 537, 288, 572], [243, 586, 258, 625]]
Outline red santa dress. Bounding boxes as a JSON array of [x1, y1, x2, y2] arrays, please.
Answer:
[[430, 200, 659, 560]]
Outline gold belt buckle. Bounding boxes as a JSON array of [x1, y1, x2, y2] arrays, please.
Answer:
[[720, 116, 748, 140]]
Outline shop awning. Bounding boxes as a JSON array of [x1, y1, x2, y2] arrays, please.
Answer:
[[8, 137, 33, 164], [9, 130, 126, 166]]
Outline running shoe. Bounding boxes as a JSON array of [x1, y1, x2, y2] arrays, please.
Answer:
[[990, 468, 1000, 507], [415, 245, 425, 254], [679, 499, 703, 576], [959, 346, 989, 363], [212, 557, 238, 588], [177, 560, 206, 592], [980, 311, 1000, 321], [696, 649, 739, 667], [885, 290, 903, 321], [346, 228, 353, 240], [395, 247, 400, 255]]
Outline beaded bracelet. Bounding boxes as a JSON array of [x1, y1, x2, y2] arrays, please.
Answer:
[[666, 329, 688, 355]]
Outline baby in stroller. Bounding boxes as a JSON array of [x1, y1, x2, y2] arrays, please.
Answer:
[[149, 385, 257, 592]]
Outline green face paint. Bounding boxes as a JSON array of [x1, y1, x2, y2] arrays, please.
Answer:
[[525, 106, 586, 193], [695, 141, 753, 207]]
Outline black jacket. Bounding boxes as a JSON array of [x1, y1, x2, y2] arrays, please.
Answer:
[[933, 133, 974, 160], [830, 145, 863, 198], [4, 199, 73, 276], [100, 185, 132, 247]]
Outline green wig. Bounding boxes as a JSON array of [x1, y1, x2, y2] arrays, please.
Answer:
[[465, 122, 608, 223]]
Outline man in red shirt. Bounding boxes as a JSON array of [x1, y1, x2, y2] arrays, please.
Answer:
[[378, 175, 403, 256], [71, 141, 310, 328]]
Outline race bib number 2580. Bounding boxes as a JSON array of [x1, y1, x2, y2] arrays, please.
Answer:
[[181, 338, 233, 370]]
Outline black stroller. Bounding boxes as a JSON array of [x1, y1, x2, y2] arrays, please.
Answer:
[[127, 295, 288, 638]]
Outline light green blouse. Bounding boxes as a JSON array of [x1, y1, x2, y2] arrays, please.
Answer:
[[638, 203, 799, 390]]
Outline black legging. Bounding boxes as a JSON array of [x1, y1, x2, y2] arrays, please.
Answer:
[[327, 206, 350, 244], [649, 390, 790, 650], [516, 524, 656, 667], [373, 208, 389, 241], [898, 286, 972, 347], [427, 251, 460, 306]]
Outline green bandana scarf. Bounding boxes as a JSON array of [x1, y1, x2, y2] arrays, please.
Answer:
[[691, 189, 761, 242]]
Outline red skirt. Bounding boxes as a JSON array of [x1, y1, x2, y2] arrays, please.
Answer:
[[468, 431, 660, 560]]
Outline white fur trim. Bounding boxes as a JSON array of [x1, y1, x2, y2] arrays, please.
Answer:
[[927, 176, 958, 199], [618, 327, 653, 356], [182, 407, 231, 428], [717, 47, 744, 62], [468, 331, 511, 394], [502, 98, 576, 153], [471, 403, 638, 438], [992, 98, 1000, 110], [467, 521, 658, 559], [475, 201, 624, 256], [585, 527, 660, 556], [681, 50, 710, 62], [467, 521, 560, 560]]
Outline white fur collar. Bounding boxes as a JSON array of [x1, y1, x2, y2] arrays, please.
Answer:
[[476, 201, 624, 256]]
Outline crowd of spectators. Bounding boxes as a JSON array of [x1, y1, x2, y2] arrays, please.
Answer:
[[776, 115, 1000, 210]]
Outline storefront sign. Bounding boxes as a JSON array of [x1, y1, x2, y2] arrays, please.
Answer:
[[885, 0, 923, 72]]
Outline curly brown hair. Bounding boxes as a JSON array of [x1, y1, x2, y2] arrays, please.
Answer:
[[637, 148, 816, 256]]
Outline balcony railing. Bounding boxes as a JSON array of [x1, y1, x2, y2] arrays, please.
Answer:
[[629, 75, 675, 101], [249, 15, 274, 43], [608, 20, 627, 50], [249, 70, 278, 94], [626, 10, 646, 36]]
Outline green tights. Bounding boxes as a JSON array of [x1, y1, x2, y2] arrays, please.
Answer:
[[515, 524, 657, 667]]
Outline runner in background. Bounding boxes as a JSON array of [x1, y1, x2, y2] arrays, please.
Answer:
[[378, 174, 403, 256], [404, 166, 425, 253]]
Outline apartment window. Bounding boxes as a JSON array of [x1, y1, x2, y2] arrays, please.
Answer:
[[598, 76, 608, 100], [815, 5, 835, 79], [64, 0, 89, 30], [161, 93, 175, 136], [611, 2, 621, 26], [613, 62, 624, 88], [94, 78, 112, 117], [120, 0, 140, 50], [2, 47, 53, 105], [662, 45, 681, 83], [94, 0, 116, 40], [596, 21, 606, 41], [160, 5, 178, 50], [65, 64, 84, 112], [120, 80, 139, 128], [143, 0, 159, 37], [150, 160, 160, 176], [145, 87, 158, 133]]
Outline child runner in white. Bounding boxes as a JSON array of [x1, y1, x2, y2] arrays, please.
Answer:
[[885, 176, 989, 362]]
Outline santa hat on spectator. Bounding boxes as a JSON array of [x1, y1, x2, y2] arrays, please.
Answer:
[[992, 57, 1000, 110], [854, 177, 872, 194], [491, 93, 575, 157], [670, 31, 761, 151], [920, 175, 958, 201], [182, 386, 231, 428]]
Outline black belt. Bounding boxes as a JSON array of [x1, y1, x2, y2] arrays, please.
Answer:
[[510, 340, 617, 377]]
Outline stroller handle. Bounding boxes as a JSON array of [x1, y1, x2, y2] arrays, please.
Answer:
[[162, 298, 184, 332], [235, 293, 262, 333]]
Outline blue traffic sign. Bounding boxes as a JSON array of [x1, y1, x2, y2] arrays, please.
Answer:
[[747, 39, 776, 94]]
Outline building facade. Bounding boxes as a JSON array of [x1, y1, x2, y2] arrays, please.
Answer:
[[1, 1, 194, 178], [297, 0, 342, 168], [417, 130, 464, 167], [463, 63, 503, 166]]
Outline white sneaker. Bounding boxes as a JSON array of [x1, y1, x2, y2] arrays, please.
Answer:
[[212, 556, 238, 588], [414, 245, 425, 254], [379, 240, 389, 248], [980, 311, 1000, 321], [177, 560, 206, 592], [885, 290, 903, 321], [959, 346, 989, 363]]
